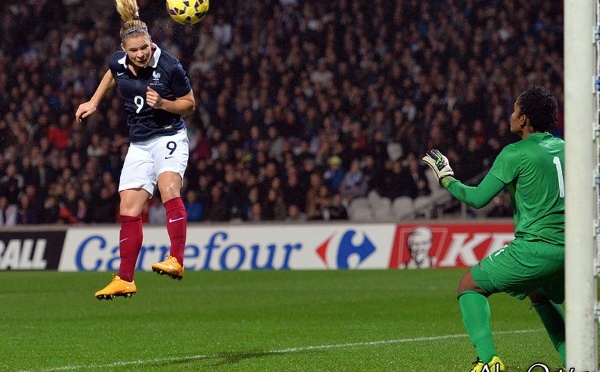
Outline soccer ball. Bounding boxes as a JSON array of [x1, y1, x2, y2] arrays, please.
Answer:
[[166, 0, 209, 25]]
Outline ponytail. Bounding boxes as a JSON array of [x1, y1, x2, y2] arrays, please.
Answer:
[[115, 0, 149, 40]]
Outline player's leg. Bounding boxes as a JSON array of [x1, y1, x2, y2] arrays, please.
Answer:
[[95, 189, 149, 300], [524, 242, 565, 365], [150, 130, 189, 280], [152, 171, 186, 279], [458, 270, 504, 371], [117, 189, 151, 281], [96, 143, 154, 300], [529, 291, 566, 366]]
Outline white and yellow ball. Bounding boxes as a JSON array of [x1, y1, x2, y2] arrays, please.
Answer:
[[166, 0, 209, 25]]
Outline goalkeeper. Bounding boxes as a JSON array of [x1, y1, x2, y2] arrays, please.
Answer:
[[423, 85, 564, 371]]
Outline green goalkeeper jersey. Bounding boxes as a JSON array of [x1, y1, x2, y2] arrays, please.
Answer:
[[447, 132, 565, 245]]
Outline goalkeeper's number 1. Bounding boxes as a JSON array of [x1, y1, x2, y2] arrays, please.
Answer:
[[553, 156, 564, 198]]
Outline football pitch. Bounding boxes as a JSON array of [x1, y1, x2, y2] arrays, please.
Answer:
[[0, 269, 576, 371]]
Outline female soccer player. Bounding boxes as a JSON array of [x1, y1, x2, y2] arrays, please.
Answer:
[[423, 86, 565, 371], [75, 0, 195, 300]]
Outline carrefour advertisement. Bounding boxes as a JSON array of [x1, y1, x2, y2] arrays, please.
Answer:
[[56, 222, 515, 272]]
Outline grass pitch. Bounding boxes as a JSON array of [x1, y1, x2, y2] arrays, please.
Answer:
[[0, 269, 574, 371]]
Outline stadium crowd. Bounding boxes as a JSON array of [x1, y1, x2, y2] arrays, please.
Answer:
[[0, 0, 563, 225]]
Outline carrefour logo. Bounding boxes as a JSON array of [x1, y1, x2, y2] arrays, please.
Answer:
[[316, 230, 376, 269], [69, 231, 303, 271]]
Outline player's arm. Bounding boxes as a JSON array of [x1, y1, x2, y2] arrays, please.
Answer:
[[75, 70, 116, 122], [444, 174, 505, 209], [423, 149, 505, 209], [146, 88, 196, 115]]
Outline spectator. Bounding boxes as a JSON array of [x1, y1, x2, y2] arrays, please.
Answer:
[[17, 193, 39, 225], [403, 152, 431, 199], [87, 133, 105, 157], [461, 137, 488, 181], [75, 198, 91, 223], [0, 196, 18, 226], [212, 17, 232, 46], [285, 203, 307, 222], [262, 188, 287, 221], [309, 184, 331, 221], [184, 189, 204, 222], [246, 201, 262, 222], [148, 198, 167, 225], [323, 155, 344, 193], [282, 170, 306, 210], [195, 173, 213, 208], [241, 185, 260, 221], [305, 172, 324, 220], [0, 164, 24, 204], [19, 156, 41, 187], [204, 183, 230, 222], [326, 194, 349, 221], [92, 186, 118, 223], [339, 159, 367, 202], [42, 196, 61, 224], [47, 113, 70, 150], [376, 159, 399, 199]]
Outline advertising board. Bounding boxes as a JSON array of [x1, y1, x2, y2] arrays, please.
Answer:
[[56, 222, 514, 271]]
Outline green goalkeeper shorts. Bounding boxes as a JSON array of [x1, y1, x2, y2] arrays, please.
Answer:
[[471, 239, 564, 304]]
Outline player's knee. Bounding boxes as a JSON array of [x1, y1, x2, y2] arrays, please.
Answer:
[[120, 201, 141, 216], [159, 185, 179, 202], [457, 271, 480, 295], [158, 175, 182, 201], [119, 196, 145, 216]]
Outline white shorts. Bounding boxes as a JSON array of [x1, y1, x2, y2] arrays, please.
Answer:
[[118, 129, 189, 195]]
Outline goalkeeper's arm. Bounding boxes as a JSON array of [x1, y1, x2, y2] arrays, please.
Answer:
[[423, 149, 505, 209], [445, 174, 505, 209]]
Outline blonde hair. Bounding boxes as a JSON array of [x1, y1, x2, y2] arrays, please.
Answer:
[[115, 0, 149, 40]]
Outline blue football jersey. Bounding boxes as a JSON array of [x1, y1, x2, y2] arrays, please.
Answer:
[[108, 45, 192, 142]]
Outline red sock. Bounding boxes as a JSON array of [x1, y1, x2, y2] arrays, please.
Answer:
[[117, 215, 143, 282], [164, 197, 187, 264]]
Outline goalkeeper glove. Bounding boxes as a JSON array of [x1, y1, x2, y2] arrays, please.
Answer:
[[423, 149, 454, 186]]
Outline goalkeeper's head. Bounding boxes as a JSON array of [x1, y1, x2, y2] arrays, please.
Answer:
[[516, 85, 559, 133]]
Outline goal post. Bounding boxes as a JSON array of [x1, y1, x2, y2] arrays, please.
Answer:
[[564, 0, 598, 370]]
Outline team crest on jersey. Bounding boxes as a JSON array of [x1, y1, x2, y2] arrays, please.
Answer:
[[152, 71, 161, 86]]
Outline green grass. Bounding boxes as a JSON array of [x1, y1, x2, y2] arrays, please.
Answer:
[[0, 269, 582, 371]]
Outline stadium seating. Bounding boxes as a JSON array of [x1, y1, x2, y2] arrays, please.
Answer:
[[0, 0, 561, 225], [392, 197, 414, 221]]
